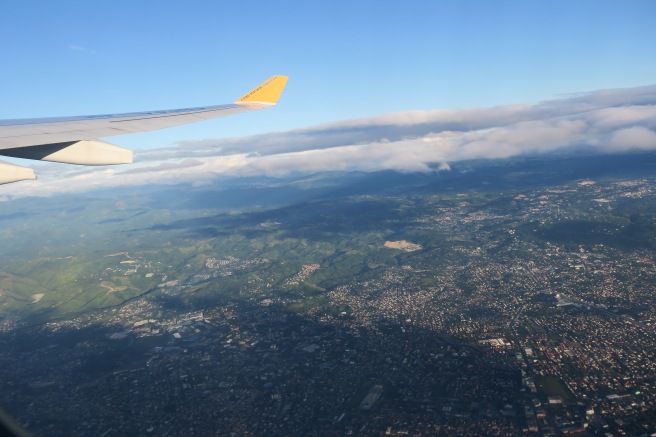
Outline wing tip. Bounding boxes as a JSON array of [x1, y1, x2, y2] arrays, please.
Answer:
[[235, 75, 289, 105]]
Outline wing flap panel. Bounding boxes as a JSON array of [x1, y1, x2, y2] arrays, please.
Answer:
[[0, 140, 132, 165], [0, 160, 36, 185]]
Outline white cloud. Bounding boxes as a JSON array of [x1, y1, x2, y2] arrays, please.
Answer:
[[2, 83, 656, 199], [607, 126, 656, 151]]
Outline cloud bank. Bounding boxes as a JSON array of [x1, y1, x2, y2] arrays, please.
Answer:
[[2, 83, 656, 199]]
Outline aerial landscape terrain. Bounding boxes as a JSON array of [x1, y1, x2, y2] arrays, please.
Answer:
[[1, 151, 655, 436], [1, 1, 655, 436]]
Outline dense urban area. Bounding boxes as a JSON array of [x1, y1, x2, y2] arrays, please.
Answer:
[[1, 157, 655, 436]]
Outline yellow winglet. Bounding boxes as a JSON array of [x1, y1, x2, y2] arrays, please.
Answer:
[[235, 75, 289, 105]]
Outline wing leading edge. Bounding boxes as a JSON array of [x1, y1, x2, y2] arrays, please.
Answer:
[[0, 75, 288, 184]]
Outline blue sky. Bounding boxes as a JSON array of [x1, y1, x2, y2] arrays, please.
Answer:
[[1, 1, 656, 197], [1, 1, 654, 144]]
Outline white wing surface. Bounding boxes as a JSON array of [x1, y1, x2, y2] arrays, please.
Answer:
[[0, 75, 288, 184]]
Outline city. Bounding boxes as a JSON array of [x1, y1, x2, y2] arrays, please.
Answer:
[[1, 160, 656, 436]]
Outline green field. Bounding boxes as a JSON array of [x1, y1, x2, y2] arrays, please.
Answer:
[[536, 375, 573, 402]]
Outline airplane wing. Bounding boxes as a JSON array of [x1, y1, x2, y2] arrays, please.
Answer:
[[0, 75, 288, 185]]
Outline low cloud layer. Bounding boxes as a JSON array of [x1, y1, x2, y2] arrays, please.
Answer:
[[2, 83, 656, 199]]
